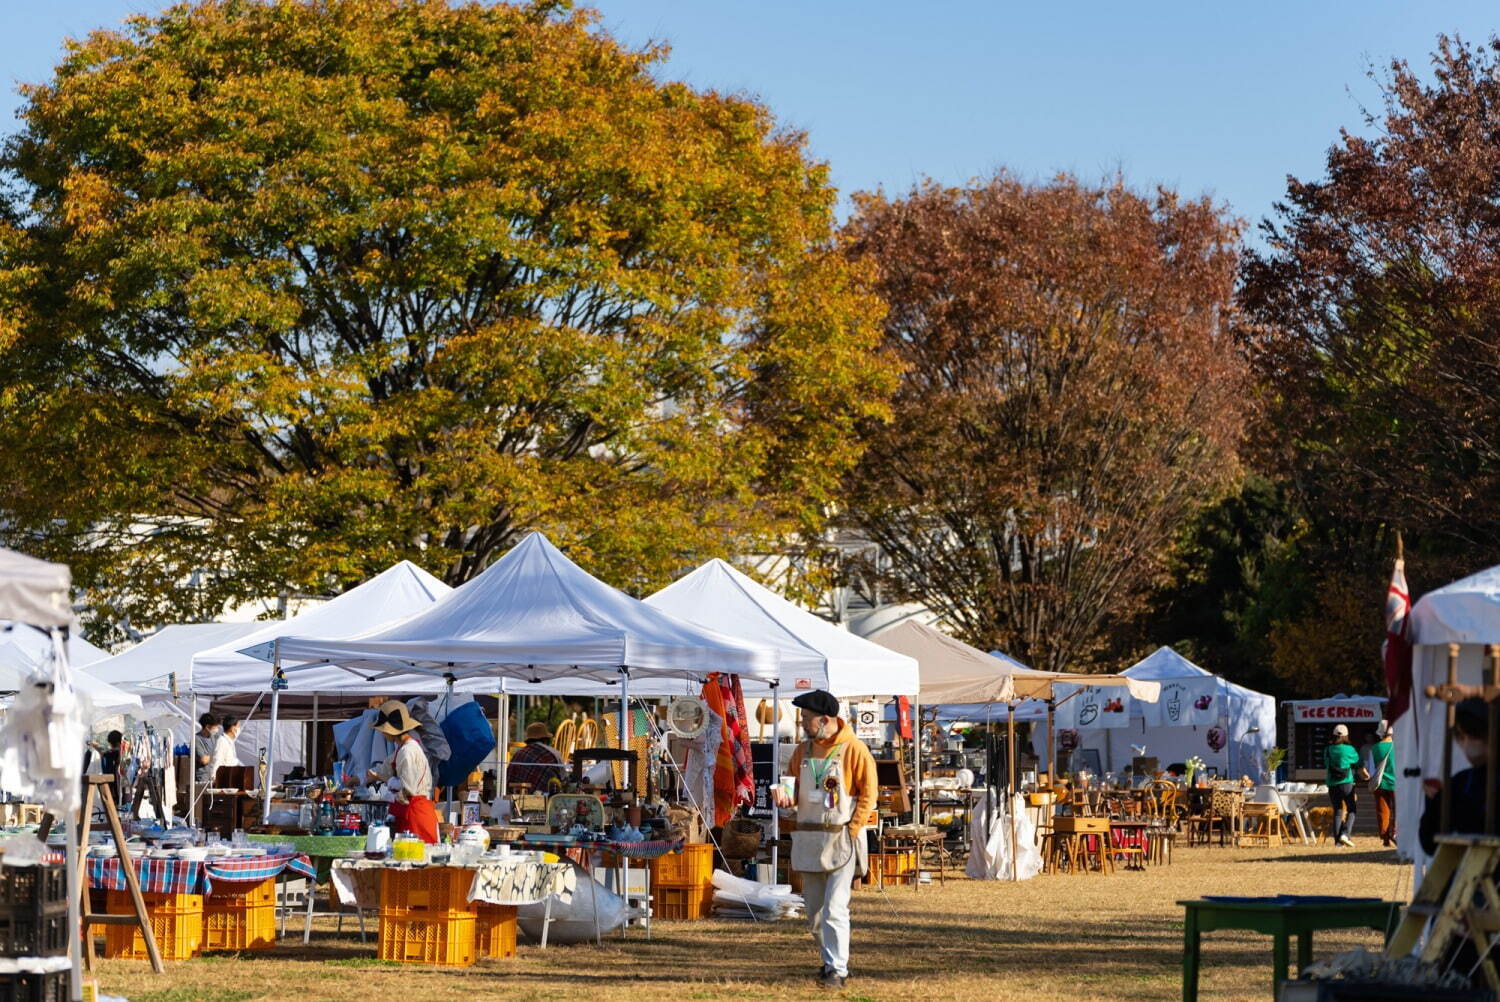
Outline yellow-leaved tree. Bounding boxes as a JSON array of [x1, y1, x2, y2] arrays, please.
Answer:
[[0, 0, 894, 638]]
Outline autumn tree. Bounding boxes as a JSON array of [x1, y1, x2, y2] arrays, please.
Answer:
[[0, 0, 893, 639], [841, 175, 1246, 672], [1242, 34, 1500, 561]]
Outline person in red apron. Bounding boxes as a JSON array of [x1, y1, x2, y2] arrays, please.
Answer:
[[366, 700, 439, 844], [772, 689, 878, 990]]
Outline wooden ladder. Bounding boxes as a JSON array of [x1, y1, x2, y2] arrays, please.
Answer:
[[1386, 834, 1500, 992], [40, 774, 164, 973]]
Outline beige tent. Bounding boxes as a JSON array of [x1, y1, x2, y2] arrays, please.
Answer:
[[871, 620, 1160, 881]]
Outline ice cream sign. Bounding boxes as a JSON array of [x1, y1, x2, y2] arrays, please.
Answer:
[[1292, 703, 1379, 722]]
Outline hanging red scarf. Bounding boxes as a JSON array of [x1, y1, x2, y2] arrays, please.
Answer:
[[721, 675, 754, 808], [701, 675, 737, 827]]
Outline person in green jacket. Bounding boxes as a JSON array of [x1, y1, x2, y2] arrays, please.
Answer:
[[1325, 724, 1361, 847], [1370, 720, 1397, 847]]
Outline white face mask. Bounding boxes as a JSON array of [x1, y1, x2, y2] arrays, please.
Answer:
[[1461, 736, 1488, 766]]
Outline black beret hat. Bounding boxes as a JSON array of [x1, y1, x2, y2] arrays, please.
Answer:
[[791, 689, 840, 717]]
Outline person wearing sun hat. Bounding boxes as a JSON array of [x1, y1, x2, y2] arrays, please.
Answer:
[[366, 699, 438, 844], [770, 689, 878, 989]]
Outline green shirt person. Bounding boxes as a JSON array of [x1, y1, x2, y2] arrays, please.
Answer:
[[1370, 734, 1396, 792], [1324, 724, 1361, 846]]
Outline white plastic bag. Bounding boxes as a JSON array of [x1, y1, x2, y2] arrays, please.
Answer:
[[516, 863, 628, 944], [966, 789, 1042, 881]]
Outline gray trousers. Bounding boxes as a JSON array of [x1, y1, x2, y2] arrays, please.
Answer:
[[799, 849, 861, 977]]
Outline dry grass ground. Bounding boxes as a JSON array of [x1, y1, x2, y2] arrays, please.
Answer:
[[95, 835, 1414, 1002]]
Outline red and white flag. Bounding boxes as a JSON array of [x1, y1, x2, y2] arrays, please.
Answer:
[[1383, 556, 1414, 721]]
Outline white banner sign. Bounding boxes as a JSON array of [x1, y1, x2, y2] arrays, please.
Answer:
[[1056, 684, 1132, 729], [1145, 678, 1219, 727], [853, 701, 882, 742]]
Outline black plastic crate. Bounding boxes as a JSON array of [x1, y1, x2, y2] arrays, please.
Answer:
[[0, 971, 68, 1002], [0, 867, 67, 911], [0, 907, 69, 957]]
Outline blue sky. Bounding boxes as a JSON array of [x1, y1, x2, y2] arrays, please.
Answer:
[[5, 1, 1498, 233]]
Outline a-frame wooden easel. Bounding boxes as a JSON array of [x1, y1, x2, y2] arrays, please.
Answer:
[[40, 774, 163, 973]]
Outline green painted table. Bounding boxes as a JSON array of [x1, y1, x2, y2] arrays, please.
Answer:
[[246, 834, 364, 881], [1179, 896, 1402, 1001]]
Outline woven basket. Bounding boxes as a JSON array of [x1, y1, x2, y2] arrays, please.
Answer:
[[722, 818, 762, 859]]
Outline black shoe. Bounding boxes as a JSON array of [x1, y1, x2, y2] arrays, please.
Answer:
[[818, 969, 846, 989]]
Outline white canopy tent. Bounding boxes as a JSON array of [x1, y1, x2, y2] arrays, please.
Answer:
[[84, 622, 260, 691], [271, 533, 778, 686], [190, 560, 454, 695], [1398, 563, 1500, 864], [0, 641, 141, 715], [0, 548, 74, 630], [1021, 647, 1276, 780], [643, 558, 918, 698]]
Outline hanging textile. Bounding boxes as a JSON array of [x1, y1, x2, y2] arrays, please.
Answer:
[[701, 676, 736, 826], [722, 675, 754, 808]]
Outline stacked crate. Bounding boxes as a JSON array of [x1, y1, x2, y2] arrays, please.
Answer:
[[103, 891, 202, 961], [203, 876, 276, 952], [378, 867, 476, 967], [648, 842, 714, 921], [0, 864, 69, 959], [0, 863, 69, 1002], [473, 904, 517, 959]]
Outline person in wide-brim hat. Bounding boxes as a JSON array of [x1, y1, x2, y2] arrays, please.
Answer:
[[366, 699, 438, 843], [371, 699, 422, 738]]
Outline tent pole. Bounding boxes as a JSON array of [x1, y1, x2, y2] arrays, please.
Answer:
[[1046, 699, 1056, 782], [263, 658, 280, 820], [497, 680, 508, 797], [311, 692, 319, 776], [770, 683, 780, 878], [188, 692, 198, 830], [1008, 702, 1018, 882], [445, 674, 455, 833], [913, 700, 922, 826]]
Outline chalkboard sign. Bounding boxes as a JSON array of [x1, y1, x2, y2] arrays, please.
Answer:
[[749, 741, 774, 819]]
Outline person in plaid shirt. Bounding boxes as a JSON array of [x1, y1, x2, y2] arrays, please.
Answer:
[[507, 722, 567, 793]]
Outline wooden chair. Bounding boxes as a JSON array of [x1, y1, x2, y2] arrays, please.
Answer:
[[1237, 802, 1283, 848], [1149, 781, 1184, 829]]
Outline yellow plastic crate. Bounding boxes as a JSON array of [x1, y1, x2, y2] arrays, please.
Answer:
[[103, 891, 202, 961], [649, 843, 714, 887], [379, 866, 474, 917], [653, 884, 712, 921], [202, 885, 276, 953], [474, 904, 517, 959], [378, 910, 476, 967]]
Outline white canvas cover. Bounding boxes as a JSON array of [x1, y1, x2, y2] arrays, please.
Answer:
[[84, 622, 260, 690], [189, 560, 454, 695], [644, 559, 917, 697], [0, 641, 141, 714], [1028, 647, 1276, 777], [1398, 563, 1500, 863], [273, 532, 778, 687], [0, 548, 73, 628]]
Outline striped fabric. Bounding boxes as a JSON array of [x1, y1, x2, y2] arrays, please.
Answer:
[[87, 851, 315, 896]]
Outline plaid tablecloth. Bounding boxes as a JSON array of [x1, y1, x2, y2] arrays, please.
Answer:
[[87, 851, 316, 896]]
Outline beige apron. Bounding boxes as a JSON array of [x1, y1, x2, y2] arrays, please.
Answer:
[[790, 740, 867, 875]]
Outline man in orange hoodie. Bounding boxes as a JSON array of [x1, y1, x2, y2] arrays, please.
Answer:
[[771, 689, 878, 989]]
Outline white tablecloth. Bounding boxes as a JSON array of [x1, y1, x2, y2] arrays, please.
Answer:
[[330, 859, 575, 909]]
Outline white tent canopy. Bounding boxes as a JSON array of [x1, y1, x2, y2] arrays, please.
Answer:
[[189, 560, 454, 695], [0, 548, 73, 628], [273, 532, 779, 687], [1398, 562, 1500, 863], [644, 559, 917, 698], [0, 641, 141, 715], [85, 622, 260, 690], [1026, 646, 1276, 778]]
